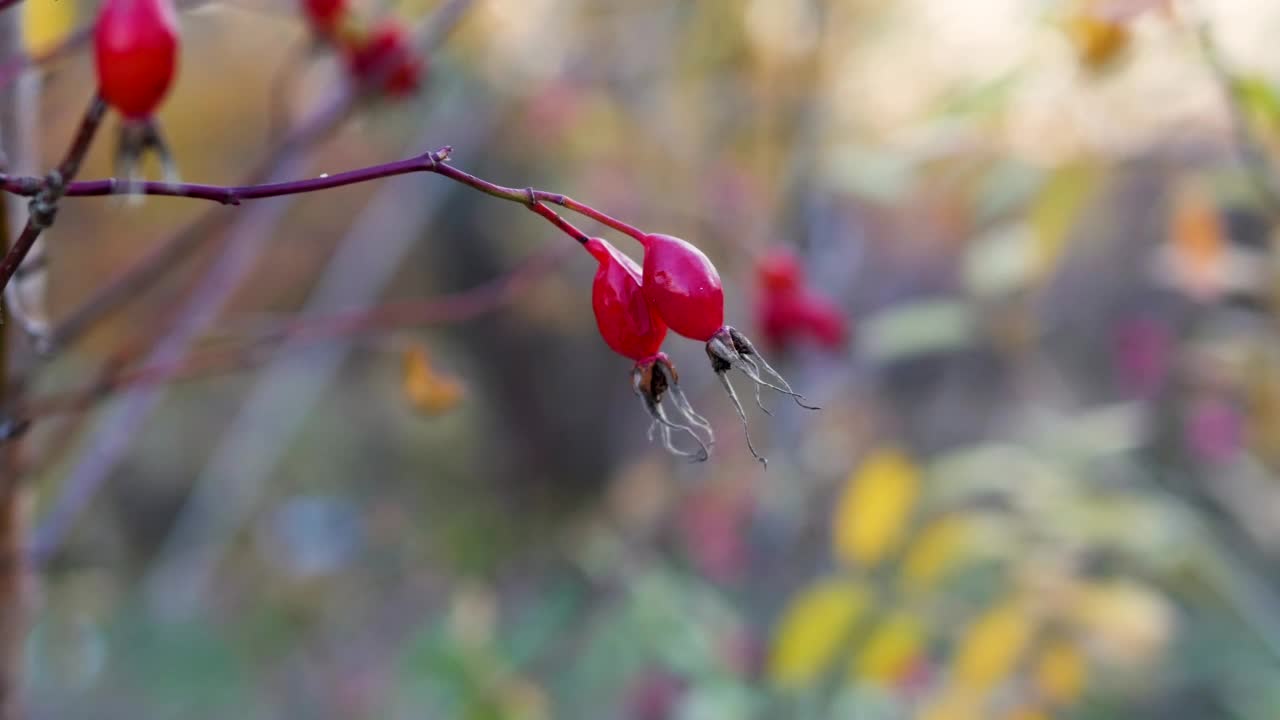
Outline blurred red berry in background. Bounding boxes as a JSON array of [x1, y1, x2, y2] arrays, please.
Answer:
[[345, 20, 424, 97], [754, 247, 848, 353]]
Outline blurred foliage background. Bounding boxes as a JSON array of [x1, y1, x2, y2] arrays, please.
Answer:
[[14, 0, 1280, 717]]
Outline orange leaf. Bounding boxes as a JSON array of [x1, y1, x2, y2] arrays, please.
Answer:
[[1160, 179, 1226, 301], [1063, 11, 1130, 71], [402, 344, 464, 415]]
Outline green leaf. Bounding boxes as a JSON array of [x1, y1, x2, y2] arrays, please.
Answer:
[[1234, 75, 1280, 134], [859, 300, 977, 363]]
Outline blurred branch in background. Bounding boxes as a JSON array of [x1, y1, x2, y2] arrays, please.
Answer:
[[137, 108, 493, 617], [24, 0, 476, 572], [9, 0, 1280, 719]]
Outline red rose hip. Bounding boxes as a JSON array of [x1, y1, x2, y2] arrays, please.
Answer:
[[582, 236, 712, 460], [641, 233, 724, 342], [345, 20, 424, 97], [94, 0, 180, 119], [634, 233, 819, 466], [587, 237, 667, 361], [302, 0, 347, 34]]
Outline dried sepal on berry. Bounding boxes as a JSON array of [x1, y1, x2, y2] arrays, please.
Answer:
[[706, 326, 817, 467], [114, 118, 179, 196], [633, 354, 713, 462]]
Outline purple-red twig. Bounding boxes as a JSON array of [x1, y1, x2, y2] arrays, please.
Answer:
[[0, 95, 105, 296], [0, 144, 647, 267], [40, 88, 356, 357]]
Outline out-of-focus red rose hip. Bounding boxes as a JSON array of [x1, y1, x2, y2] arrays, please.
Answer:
[[756, 248, 802, 293], [754, 248, 847, 352], [94, 0, 180, 119], [301, 0, 347, 33], [345, 20, 424, 97]]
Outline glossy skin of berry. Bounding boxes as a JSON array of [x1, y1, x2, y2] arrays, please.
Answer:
[[94, 0, 180, 120], [641, 234, 724, 342], [587, 238, 667, 361], [345, 20, 424, 97]]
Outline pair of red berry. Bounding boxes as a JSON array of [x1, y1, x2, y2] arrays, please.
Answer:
[[301, 0, 425, 99], [94, 0, 181, 187], [587, 233, 816, 465]]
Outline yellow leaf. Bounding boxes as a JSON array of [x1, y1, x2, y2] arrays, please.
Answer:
[[402, 344, 464, 415], [769, 579, 870, 687], [852, 611, 925, 685], [833, 448, 920, 567], [953, 599, 1036, 691], [900, 515, 969, 593], [918, 684, 985, 720], [1070, 580, 1173, 670], [1034, 639, 1087, 705], [1029, 164, 1097, 280], [500, 676, 551, 720], [1062, 3, 1131, 71], [22, 0, 75, 55]]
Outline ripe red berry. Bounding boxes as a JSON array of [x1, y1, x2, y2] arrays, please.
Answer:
[[345, 20, 424, 97], [758, 293, 846, 351], [584, 237, 711, 460], [587, 237, 666, 362], [94, 0, 180, 120], [301, 0, 347, 34], [755, 248, 847, 352], [756, 248, 802, 293], [640, 233, 724, 342]]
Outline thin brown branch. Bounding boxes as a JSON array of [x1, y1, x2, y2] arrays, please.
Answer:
[[0, 95, 105, 295], [40, 92, 351, 356], [0, 8, 24, 718]]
